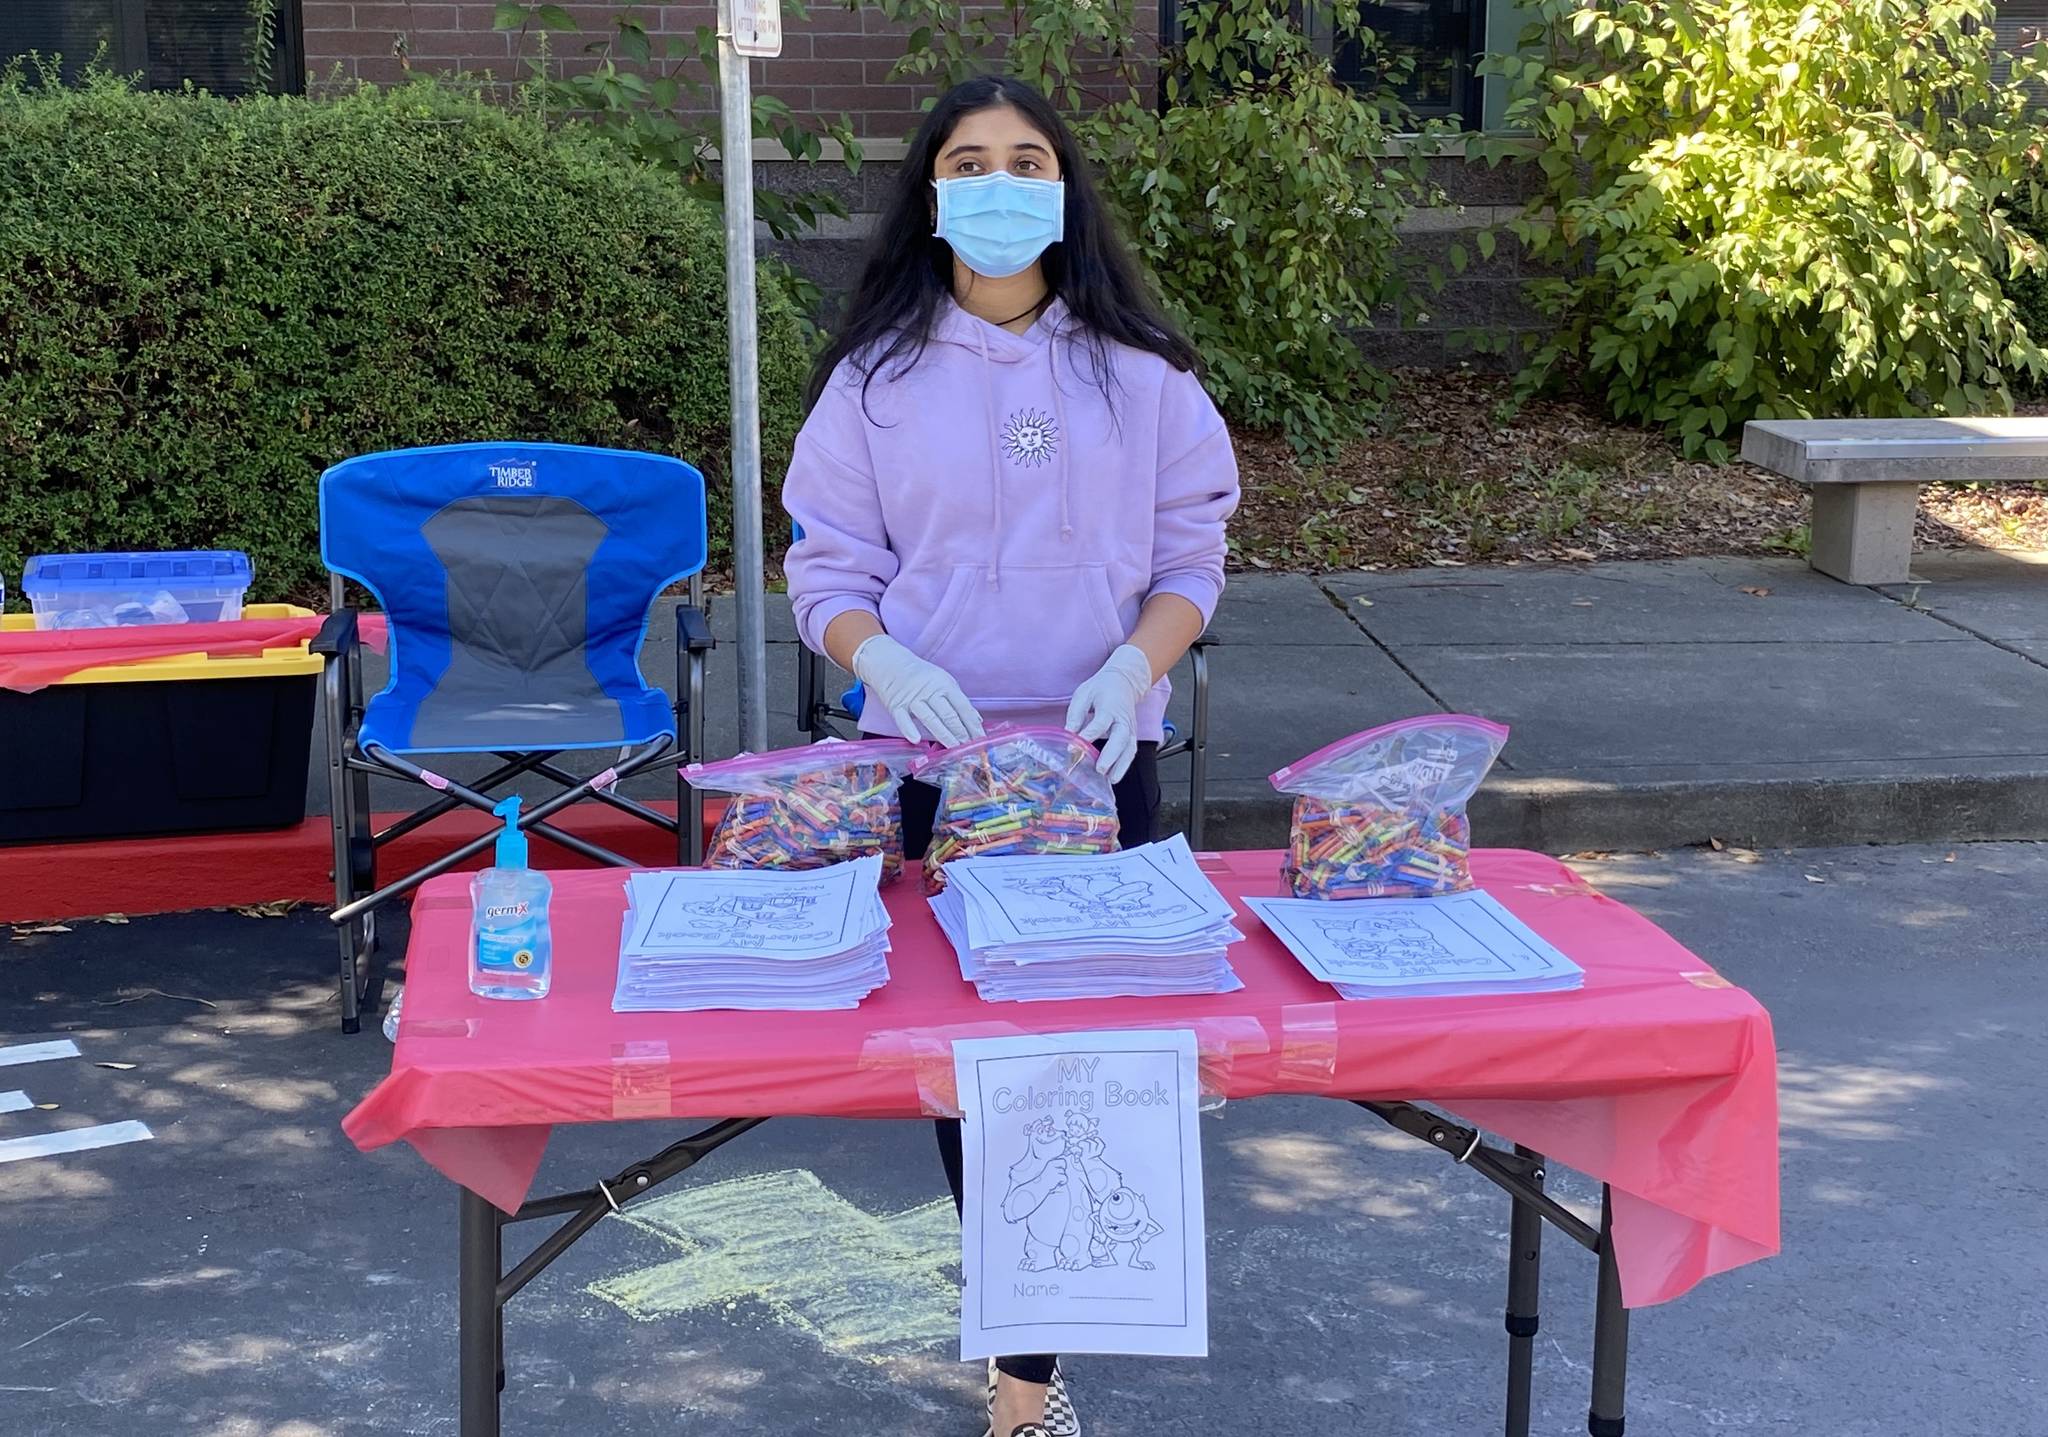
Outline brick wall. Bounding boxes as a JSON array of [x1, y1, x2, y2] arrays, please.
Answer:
[[300, 5, 1534, 359], [300, 1, 1064, 138]]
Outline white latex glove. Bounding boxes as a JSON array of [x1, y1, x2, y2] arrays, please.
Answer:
[[1065, 644, 1154, 782], [851, 634, 986, 747]]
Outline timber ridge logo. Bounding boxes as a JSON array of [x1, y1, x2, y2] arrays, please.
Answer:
[[489, 461, 537, 489]]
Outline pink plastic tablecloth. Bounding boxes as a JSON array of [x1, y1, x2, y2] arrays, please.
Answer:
[[0, 612, 389, 692], [0, 617, 326, 693], [343, 848, 1779, 1308]]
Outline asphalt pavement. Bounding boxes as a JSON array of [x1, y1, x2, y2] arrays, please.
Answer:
[[2, 841, 2042, 1436]]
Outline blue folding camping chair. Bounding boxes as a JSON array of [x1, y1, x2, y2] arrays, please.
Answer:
[[313, 442, 715, 1032], [789, 526, 1216, 846]]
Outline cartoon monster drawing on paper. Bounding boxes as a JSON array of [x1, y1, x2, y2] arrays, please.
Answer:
[[1090, 1186, 1165, 1270], [1006, 872, 1187, 930], [678, 891, 820, 950], [1313, 911, 1464, 975], [1064, 1112, 1121, 1205], [1063, 1113, 1165, 1268], [1002, 1117, 1090, 1271], [1000, 1112, 1163, 1273]]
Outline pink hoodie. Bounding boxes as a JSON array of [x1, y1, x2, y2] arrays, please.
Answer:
[[783, 300, 1239, 740]]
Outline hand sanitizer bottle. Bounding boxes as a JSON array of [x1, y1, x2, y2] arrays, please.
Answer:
[[470, 796, 553, 1000]]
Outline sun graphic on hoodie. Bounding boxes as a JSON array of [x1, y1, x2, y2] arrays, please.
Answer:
[[1001, 408, 1060, 467]]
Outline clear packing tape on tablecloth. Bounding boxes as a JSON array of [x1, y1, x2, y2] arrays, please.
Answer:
[[353, 850, 1781, 1309], [392, 1009, 1339, 1122], [857, 1006, 1340, 1117]]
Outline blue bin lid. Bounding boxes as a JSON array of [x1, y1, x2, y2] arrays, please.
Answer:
[[21, 549, 253, 595]]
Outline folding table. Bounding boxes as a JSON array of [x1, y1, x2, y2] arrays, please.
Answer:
[[344, 848, 1780, 1437]]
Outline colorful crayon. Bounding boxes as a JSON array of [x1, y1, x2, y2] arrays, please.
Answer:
[[1281, 794, 1475, 900], [920, 730, 1121, 892], [703, 755, 908, 881]]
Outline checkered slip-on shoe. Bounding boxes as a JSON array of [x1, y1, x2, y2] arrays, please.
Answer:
[[984, 1360, 1079, 1437], [1006, 1428, 1052, 1437]]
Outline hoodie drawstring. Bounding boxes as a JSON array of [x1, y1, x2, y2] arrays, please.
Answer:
[[1047, 324, 1074, 542], [977, 327, 1004, 589], [973, 301, 1078, 588]]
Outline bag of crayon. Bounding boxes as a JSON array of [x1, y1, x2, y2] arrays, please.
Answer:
[[1269, 715, 1509, 900], [684, 738, 925, 882], [912, 725, 1121, 892]]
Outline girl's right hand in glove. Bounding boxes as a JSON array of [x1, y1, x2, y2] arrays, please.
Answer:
[[851, 634, 986, 747]]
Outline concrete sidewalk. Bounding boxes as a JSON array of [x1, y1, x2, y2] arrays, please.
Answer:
[[308, 550, 2048, 851]]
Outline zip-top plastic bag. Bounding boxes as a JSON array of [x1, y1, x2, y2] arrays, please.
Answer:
[[913, 725, 1120, 892], [685, 738, 925, 882], [1270, 714, 1509, 900]]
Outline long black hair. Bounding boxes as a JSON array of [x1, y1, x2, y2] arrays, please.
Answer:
[[805, 75, 1198, 412]]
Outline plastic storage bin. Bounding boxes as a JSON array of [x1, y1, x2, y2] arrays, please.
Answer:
[[0, 603, 318, 843], [22, 550, 253, 630]]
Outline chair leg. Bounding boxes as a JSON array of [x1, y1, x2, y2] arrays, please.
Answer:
[[684, 663, 700, 867], [349, 761, 377, 965], [686, 651, 707, 865], [324, 657, 363, 1034], [796, 643, 820, 744], [674, 634, 708, 865], [334, 740, 677, 925]]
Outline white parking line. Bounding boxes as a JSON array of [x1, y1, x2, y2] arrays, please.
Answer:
[[0, 1091, 30, 1113], [0, 1121, 153, 1165], [0, 1040, 81, 1068]]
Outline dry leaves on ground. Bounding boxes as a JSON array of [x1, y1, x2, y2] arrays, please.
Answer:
[[1231, 369, 2048, 571], [232, 900, 301, 919]]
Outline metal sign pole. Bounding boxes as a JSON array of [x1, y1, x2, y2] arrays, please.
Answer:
[[715, 0, 773, 753]]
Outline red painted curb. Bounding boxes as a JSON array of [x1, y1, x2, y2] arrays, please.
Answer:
[[0, 801, 722, 923]]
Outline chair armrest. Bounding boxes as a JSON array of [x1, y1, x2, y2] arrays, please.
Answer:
[[674, 603, 715, 653], [1189, 628, 1216, 652], [311, 609, 359, 658]]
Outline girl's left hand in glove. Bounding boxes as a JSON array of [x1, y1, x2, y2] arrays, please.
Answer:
[[1064, 644, 1155, 782]]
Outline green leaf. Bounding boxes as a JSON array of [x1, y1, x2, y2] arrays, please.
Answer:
[[532, 4, 576, 31], [494, 4, 531, 31]]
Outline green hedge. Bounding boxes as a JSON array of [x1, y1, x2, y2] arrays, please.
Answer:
[[0, 74, 805, 599]]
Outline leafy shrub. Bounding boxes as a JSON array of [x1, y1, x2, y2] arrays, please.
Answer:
[[875, 0, 1447, 457], [491, 3, 865, 247], [1483, 0, 2048, 459], [2006, 205, 2048, 390], [0, 72, 807, 597]]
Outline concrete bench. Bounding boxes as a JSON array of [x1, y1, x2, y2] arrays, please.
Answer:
[[1740, 417, 2048, 584]]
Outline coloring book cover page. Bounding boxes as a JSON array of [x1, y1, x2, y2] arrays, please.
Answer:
[[948, 836, 1232, 949], [952, 1029, 1207, 1359], [622, 857, 882, 960], [1244, 889, 1575, 985]]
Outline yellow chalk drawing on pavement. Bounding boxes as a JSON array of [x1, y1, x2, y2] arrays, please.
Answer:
[[588, 1168, 961, 1358]]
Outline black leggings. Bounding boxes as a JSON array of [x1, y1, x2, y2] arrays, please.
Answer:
[[902, 744, 1161, 1386]]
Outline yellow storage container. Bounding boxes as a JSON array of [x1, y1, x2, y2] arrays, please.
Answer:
[[0, 604, 322, 842]]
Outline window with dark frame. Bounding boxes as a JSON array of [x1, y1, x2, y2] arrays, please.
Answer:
[[1334, 0, 1485, 125], [1, 0, 303, 95], [1156, 0, 1487, 128]]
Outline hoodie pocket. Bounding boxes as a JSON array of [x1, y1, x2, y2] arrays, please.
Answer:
[[918, 562, 1126, 708]]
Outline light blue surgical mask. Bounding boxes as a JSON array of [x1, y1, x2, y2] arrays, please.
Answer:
[[933, 172, 1066, 279]]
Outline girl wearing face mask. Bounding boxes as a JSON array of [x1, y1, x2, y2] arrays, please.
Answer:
[[783, 76, 1238, 1437]]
